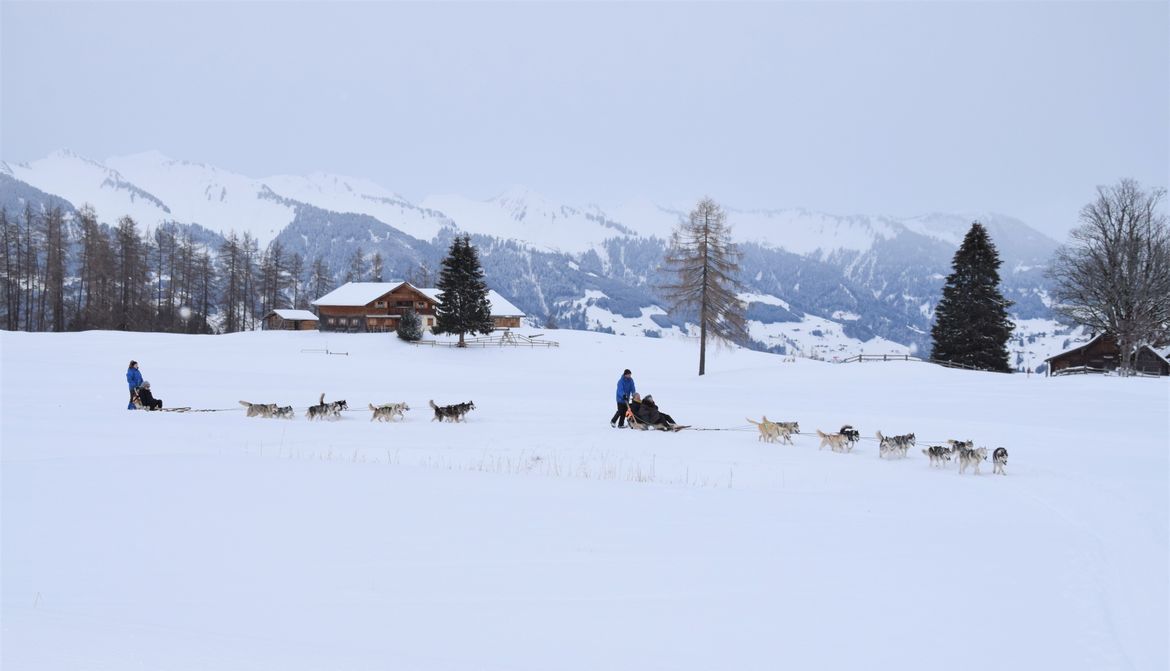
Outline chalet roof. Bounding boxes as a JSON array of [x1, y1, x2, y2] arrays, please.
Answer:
[[414, 288, 525, 317], [1044, 333, 1109, 362], [311, 281, 406, 307], [270, 309, 318, 321], [1149, 346, 1170, 365], [313, 281, 524, 318]]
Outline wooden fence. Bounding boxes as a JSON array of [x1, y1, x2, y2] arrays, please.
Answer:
[[835, 353, 1008, 373]]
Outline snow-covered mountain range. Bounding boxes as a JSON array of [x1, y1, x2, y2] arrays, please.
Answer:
[[0, 150, 1081, 368]]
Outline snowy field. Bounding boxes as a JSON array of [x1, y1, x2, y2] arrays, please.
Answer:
[[1, 328, 1167, 670]]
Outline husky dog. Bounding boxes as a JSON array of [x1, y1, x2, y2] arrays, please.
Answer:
[[817, 429, 850, 453], [956, 445, 988, 475], [239, 400, 279, 418], [429, 400, 476, 423], [992, 447, 1009, 475], [922, 445, 953, 468], [839, 425, 860, 451], [876, 431, 915, 459], [369, 402, 410, 422], [747, 416, 783, 443], [947, 439, 974, 451], [306, 394, 348, 421], [272, 405, 295, 420]]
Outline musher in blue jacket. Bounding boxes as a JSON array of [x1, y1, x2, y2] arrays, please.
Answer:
[[126, 360, 143, 409], [610, 369, 636, 428]]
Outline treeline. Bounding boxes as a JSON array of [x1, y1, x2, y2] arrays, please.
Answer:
[[0, 204, 340, 334]]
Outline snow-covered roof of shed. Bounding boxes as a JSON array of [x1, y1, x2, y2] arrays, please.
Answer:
[[415, 288, 525, 317], [311, 281, 405, 307], [271, 309, 318, 321]]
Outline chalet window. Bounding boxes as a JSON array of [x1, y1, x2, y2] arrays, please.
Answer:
[[375, 300, 387, 308], [427, 318, 433, 326], [417, 301, 426, 309], [397, 301, 412, 308], [328, 317, 337, 325]]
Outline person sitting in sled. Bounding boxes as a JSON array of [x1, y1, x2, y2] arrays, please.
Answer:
[[137, 381, 163, 410], [627, 393, 679, 430]]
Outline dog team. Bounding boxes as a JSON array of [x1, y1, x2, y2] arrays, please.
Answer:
[[237, 395, 479, 424], [745, 416, 1009, 475]]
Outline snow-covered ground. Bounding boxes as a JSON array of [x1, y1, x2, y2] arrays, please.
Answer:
[[2, 329, 1166, 670]]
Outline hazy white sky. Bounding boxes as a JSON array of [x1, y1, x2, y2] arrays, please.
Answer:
[[2, 1, 1166, 239]]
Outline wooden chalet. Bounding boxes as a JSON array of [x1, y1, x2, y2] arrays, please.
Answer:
[[1045, 334, 1170, 377], [310, 281, 526, 333], [262, 309, 319, 331]]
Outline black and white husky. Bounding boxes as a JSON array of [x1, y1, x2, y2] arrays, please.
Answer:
[[272, 405, 295, 420], [992, 447, 1009, 475], [429, 400, 476, 422], [306, 393, 348, 421], [369, 402, 410, 422], [839, 425, 860, 451], [922, 445, 953, 468]]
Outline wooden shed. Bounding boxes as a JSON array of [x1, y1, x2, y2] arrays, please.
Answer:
[[1045, 334, 1170, 376], [263, 309, 319, 331]]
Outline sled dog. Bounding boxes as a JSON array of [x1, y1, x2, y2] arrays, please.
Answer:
[[272, 405, 295, 420], [956, 445, 988, 475], [992, 447, 1009, 475], [817, 429, 850, 453], [747, 416, 783, 444], [922, 445, 953, 468], [876, 431, 915, 459], [369, 402, 410, 422], [239, 400, 278, 418], [839, 425, 860, 451], [306, 393, 348, 421], [429, 400, 476, 423]]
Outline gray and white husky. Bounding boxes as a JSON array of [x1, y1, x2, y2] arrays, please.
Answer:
[[992, 447, 1009, 475], [272, 405, 295, 420], [956, 445, 988, 475], [239, 400, 278, 418], [876, 431, 915, 459], [369, 402, 410, 422]]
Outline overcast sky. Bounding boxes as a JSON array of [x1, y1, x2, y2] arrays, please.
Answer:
[[2, 1, 1166, 239]]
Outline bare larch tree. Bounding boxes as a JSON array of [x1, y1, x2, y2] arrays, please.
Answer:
[[661, 197, 748, 375], [1047, 179, 1170, 374]]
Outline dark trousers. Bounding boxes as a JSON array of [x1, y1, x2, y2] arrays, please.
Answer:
[[611, 402, 629, 426]]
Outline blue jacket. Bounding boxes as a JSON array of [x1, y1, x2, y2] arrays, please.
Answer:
[[127, 366, 143, 391], [615, 375, 636, 403]]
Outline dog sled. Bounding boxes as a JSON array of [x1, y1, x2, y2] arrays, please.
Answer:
[[624, 406, 688, 432]]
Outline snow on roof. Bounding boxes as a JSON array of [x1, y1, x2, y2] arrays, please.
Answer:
[[414, 287, 524, 317], [311, 281, 405, 307], [271, 309, 318, 321], [487, 290, 524, 317], [314, 281, 524, 317]]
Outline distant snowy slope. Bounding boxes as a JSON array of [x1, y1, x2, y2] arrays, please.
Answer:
[[1, 150, 173, 227], [106, 151, 295, 242], [422, 186, 635, 254], [261, 172, 454, 241]]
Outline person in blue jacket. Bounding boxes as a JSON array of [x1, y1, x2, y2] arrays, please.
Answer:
[[126, 360, 143, 409], [610, 369, 636, 428]]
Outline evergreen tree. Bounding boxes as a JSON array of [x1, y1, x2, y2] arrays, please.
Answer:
[[433, 234, 493, 347], [930, 222, 1014, 372], [661, 197, 748, 376], [396, 308, 423, 341]]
